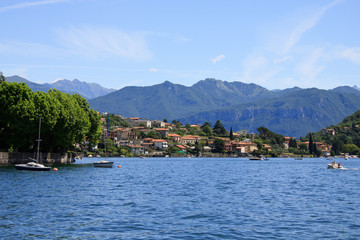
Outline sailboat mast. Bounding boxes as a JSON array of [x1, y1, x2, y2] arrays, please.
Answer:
[[36, 117, 42, 162]]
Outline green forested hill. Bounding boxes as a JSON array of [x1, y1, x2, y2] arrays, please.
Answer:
[[88, 78, 360, 138], [88, 79, 274, 120], [179, 88, 360, 138], [312, 109, 360, 153]]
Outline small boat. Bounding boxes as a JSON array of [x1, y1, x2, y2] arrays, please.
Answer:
[[249, 156, 264, 160], [15, 117, 51, 171], [93, 160, 114, 168], [327, 161, 344, 169], [294, 157, 303, 160]]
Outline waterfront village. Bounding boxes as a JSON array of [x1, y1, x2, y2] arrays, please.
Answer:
[[78, 113, 345, 159]]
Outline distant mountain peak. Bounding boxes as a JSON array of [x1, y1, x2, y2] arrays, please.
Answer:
[[5, 75, 116, 99]]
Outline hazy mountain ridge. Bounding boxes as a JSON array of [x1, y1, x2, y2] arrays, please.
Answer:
[[5, 75, 116, 99], [89, 78, 279, 120], [88, 79, 360, 137], [179, 88, 360, 137]]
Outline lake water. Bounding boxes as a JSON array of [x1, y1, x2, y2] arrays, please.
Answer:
[[1, 157, 360, 239]]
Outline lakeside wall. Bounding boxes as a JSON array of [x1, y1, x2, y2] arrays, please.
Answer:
[[0, 152, 74, 166]]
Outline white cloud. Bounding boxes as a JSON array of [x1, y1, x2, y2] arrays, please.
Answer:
[[149, 68, 158, 72], [56, 26, 152, 60], [274, 56, 292, 63], [340, 47, 360, 65], [0, 0, 68, 12], [296, 48, 326, 83], [283, 0, 343, 54], [210, 54, 225, 64]]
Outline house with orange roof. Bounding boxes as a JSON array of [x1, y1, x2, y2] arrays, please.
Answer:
[[168, 133, 182, 143], [182, 136, 197, 145], [141, 138, 154, 149]]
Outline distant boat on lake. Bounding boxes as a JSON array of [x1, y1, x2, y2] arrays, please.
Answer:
[[15, 117, 51, 171]]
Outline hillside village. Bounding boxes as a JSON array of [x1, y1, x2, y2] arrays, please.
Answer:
[[82, 113, 338, 158]]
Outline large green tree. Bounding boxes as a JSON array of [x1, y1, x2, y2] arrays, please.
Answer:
[[0, 82, 36, 151], [0, 82, 101, 153], [213, 120, 227, 136]]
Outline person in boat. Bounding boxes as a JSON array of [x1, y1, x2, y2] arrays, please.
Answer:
[[338, 163, 343, 168]]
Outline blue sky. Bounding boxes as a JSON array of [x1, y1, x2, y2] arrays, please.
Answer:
[[1, 0, 360, 90]]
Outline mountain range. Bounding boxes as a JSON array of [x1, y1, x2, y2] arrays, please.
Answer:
[[88, 79, 360, 138], [5, 75, 360, 138], [5, 75, 116, 99]]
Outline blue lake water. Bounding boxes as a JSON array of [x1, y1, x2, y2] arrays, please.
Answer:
[[1, 157, 360, 239]]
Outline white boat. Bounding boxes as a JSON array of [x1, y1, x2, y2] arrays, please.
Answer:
[[249, 156, 264, 160], [327, 161, 344, 169], [94, 114, 113, 168], [15, 160, 51, 171], [15, 117, 51, 171], [294, 157, 303, 160]]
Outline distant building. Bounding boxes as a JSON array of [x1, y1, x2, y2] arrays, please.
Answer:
[[153, 139, 168, 150], [322, 128, 335, 136], [127, 145, 145, 155], [152, 120, 165, 128]]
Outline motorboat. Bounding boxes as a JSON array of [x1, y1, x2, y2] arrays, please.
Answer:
[[15, 160, 51, 171], [327, 161, 344, 169], [249, 156, 264, 160]]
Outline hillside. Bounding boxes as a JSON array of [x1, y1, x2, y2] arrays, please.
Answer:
[[178, 88, 360, 138], [88, 78, 275, 120], [5, 75, 115, 99]]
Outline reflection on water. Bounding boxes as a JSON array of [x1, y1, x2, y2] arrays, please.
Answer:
[[1, 157, 360, 239]]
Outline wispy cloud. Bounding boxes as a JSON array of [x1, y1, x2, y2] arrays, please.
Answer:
[[274, 56, 292, 63], [283, 0, 343, 54], [149, 68, 158, 72], [0, 0, 68, 13], [296, 48, 326, 83], [340, 47, 360, 65], [210, 54, 225, 64], [56, 26, 152, 60]]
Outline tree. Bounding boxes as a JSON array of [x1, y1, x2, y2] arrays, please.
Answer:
[[289, 138, 297, 148], [308, 133, 314, 155], [213, 120, 227, 136], [163, 118, 168, 123], [0, 82, 36, 151], [343, 144, 360, 155], [0, 72, 5, 84], [212, 138, 225, 153], [229, 127, 234, 140], [0, 82, 102, 153]]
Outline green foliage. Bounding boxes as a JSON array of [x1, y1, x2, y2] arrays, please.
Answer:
[[312, 109, 360, 154], [257, 127, 284, 145], [213, 120, 228, 136], [229, 127, 234, 140], [0, 82, 101, 153], [212, 138, 225, 153], [0, 72, 5, 84], [107, 113, 129, 128], [343, 144, 360, 155]]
